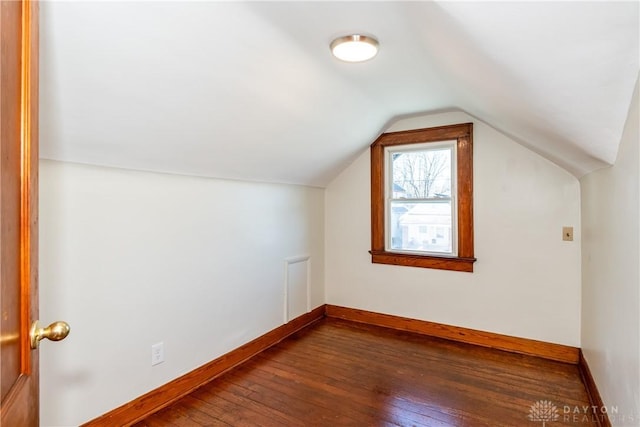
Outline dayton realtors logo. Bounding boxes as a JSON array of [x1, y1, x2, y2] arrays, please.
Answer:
[[528, 400, 559, 426], [528, 400, 626, 425]]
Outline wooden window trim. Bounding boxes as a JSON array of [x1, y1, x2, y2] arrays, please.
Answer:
[[370, 123, 476, 272]]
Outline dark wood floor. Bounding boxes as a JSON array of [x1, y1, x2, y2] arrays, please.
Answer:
[[135, 318, 597, 426]]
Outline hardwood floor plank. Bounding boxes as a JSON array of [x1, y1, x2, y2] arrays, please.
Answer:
[[247, 359, 445, 426], [249, 350, 473, 425], [194, 385, 304, 425], [277, 326, 589, 420], [136, 400, 221, 427], [218, 371, 367, 426], [308, 322, 590, 399], [136, 318, 597, 427], [213, 376, 344, 426]]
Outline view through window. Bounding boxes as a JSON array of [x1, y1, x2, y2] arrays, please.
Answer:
[[388, 143, 456, 255]]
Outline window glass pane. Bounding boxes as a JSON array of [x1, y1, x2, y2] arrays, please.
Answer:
[[391, 148, 451, 199], [389, 201, 453, 254]]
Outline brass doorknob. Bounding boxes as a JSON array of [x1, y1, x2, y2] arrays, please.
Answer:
[[30, 320, 70, 349]]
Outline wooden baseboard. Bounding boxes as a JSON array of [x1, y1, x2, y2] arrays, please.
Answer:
[[82, 305, 326, 427], [578, 350, 611, 427], [325, 305, 579, 364]]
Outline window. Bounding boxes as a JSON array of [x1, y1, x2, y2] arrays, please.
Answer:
[[370, 123, 476, 272], [388, 142, 455, 255]]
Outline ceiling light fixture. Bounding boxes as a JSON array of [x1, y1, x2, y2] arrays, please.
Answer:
[[330, 34, 379, 63]]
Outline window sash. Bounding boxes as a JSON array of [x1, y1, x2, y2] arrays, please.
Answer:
[[384, 142, 458, 257]]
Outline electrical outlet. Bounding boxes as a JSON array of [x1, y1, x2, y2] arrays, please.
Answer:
[[562, 226, 574, 241], [151, 342, 164, 366]]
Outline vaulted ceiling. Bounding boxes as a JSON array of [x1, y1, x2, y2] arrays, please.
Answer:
[[40, 1, 639, 187]]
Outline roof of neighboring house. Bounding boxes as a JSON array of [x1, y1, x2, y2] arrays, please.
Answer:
[[399, 203, 452, 226]]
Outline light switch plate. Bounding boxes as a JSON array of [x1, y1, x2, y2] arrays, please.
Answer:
[[562, 226, 574, 241]]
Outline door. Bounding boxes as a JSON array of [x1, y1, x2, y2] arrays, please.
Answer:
[[1, 1, 40, 424]]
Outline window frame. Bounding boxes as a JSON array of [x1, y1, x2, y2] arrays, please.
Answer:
[[370, 123, 476, 272]]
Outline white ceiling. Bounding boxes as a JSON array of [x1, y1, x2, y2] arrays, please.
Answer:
[[40, 1, 639, 187]]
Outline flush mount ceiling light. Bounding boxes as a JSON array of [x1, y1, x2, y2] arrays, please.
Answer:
[[330, 34, 379, 63]]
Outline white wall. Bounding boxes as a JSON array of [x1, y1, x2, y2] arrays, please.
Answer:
[[581, 79, 639, 425], [38, 161, 325, 426], [325, 111, 582, 346]]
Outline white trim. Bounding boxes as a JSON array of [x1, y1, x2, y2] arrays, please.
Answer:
[[284, 255, 311, 264]]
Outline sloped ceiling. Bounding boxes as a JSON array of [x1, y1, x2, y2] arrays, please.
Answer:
[[40, 1, 639, 187]]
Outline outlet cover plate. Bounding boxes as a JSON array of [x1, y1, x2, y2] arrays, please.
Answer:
[[151, 342, 164, 366]]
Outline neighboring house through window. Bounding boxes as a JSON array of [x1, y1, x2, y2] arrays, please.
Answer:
[[370, 123, 476, 272]]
